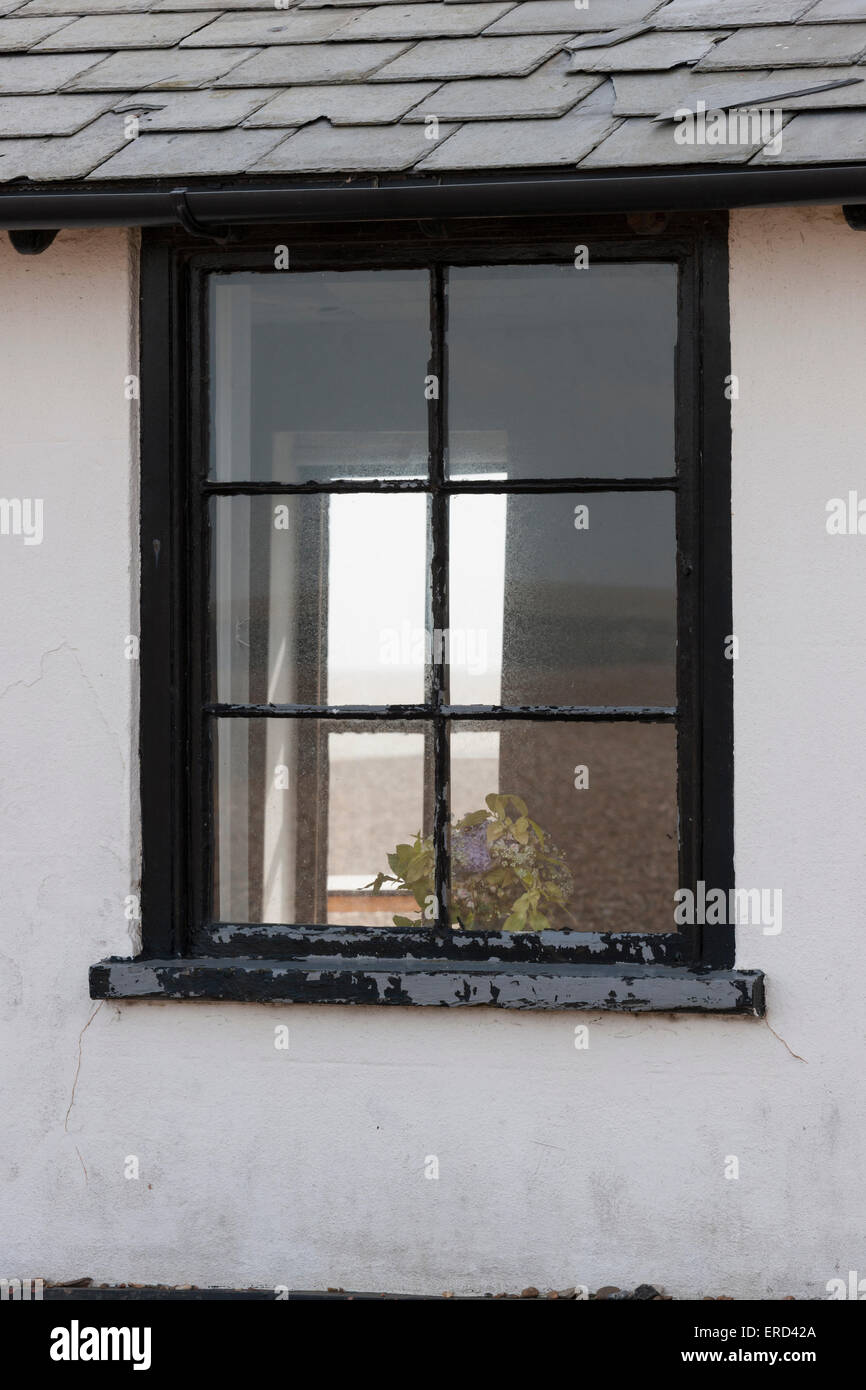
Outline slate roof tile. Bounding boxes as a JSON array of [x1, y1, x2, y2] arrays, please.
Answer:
[[214, 39, 410, 83], [536, 0, 664, 28], [567, 28, 724, 71], [659, 68, 865, 113], [612, 67, 777, 116], [400, 55, 599, 119], [695, 22, 866, 69], [297, 0, 430, 7], [614, 64, 866, 115], [568, 24, 656, 51], [87, 121, 288, 174], [243, 78, 437, 123], [752, 108, 866, 159], [370, 34, 563, 79], [0, 108, 128, 177], [33, 13, 220, 49], [115, 85, 279, 128], [250, 114, 457, 168], [574, 74, 615, 111], [0, 49, 106, 92], [152, 0, 295, 9], [332, 3, 515, 40], [65, 46, 254, 89], [654, 0, 816, 27], [484, 1, 637, 36], [0, 88, 114, 133], [580, 111, 780, 164], [152, 0, 291, 8], [0, 0, 865, 185], [177, 10, 365, 44], [15, 0, 152, 12], [795, 0, 866, 18], [414, 108, 615, 166], [0, 15, 77, 48], [16, 0, 152, 13]]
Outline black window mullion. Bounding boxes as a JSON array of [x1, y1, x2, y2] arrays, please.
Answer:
[[204, 704, 676, 720], [140, 239, 185, 956], [201, 476, 677, 496], [190, 265, 213, 947], [696, 218, 734, 969], [675, 250, 701, 967], [430, 264, 450, 932]]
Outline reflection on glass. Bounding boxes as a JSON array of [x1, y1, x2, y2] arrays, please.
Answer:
[[210, 270, 430, 482], [448, 264, 677, 479], [210, 494, 427, 705], [213, 719, 431, 926], [449, 492, 677, 706], [450, 722, 678, 933]]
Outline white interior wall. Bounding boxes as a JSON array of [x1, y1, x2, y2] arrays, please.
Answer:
[[0, 211, 864, 1297]]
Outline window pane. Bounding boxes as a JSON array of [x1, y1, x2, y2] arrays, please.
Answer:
[[213, 719, 432, 925], [210, 493, 427, 706], [449, 492, 677, 707], [450, 722, 678, 933], [447, 264, 677, 480], [210, 270, 430, 482]]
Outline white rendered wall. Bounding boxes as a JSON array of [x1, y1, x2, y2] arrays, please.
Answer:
[[0, 212, 864, 1298]]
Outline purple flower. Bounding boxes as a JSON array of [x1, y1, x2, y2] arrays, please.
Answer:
[[453, 823, 492, 875]]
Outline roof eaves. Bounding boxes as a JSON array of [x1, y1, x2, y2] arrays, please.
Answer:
[[1, 160, 866, 233]]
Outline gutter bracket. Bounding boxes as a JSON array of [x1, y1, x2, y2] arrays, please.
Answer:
[[8, 228, 58, 255], [170, 188, 235, 243], [843, 204, 866, 230]]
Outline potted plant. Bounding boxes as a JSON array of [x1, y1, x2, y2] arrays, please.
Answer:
[[366, 793, 575, 932]]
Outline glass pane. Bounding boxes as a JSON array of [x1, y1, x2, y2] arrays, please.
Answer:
[[449, 492, 676, 707], [213, 719, 432, 926], [450, 722, 678, 933], [210, 493, 427, 705], [447, 263, 677, 480], [210, 270, 430, 482]]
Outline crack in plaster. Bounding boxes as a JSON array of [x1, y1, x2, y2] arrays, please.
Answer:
[[64, 1001, 103, 1134], [0, 642, 74, 703], [763, 1013, 807, 1063]]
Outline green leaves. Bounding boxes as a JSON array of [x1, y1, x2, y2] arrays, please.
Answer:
[[486, 792, 528, 820], [386, 842, 415, 877], [368, 793, 574, 934], [512, 816, 530, 845]]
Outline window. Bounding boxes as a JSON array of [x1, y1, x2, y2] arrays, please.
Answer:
[[91, 213, 763, 1013]]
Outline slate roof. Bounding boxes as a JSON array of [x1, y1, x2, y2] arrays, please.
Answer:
[[1, 0, 866, 185]]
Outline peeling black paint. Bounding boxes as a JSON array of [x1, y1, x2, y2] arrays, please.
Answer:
[[192, 924, 686, 965], [90, 958, 765, 1014]]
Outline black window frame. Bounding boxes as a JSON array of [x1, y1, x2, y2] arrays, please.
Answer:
[[90, 210, 764, 1014]]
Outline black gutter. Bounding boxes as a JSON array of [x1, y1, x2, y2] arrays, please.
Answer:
[[1, 163, 866, 231]]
